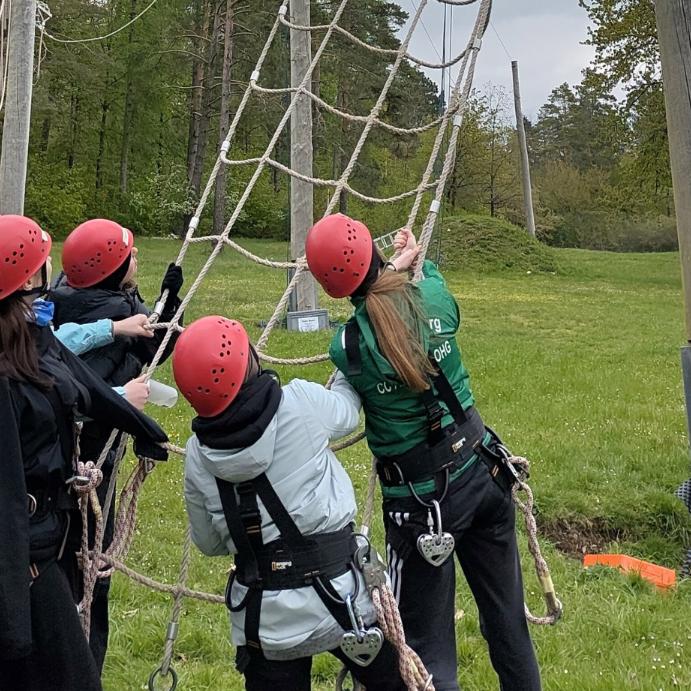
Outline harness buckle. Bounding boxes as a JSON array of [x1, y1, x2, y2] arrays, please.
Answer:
[[27, 493, 37, 517], [65, 475, 91, 487], [450, 437, 467, 454]]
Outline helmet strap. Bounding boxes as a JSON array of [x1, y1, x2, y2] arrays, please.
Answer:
[[16, 263, 49, 298]]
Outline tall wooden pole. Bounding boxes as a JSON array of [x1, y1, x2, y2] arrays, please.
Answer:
[[511, 60, 536, 238], [655, 1, 691, 454], [289, 0, 318, 311], [0, 0, 36, 214]]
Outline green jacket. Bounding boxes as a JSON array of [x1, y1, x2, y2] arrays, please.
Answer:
[[330, 260, 475, 458]]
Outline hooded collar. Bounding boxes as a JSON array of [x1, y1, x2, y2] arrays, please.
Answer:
[[192, 371, 282, 450]]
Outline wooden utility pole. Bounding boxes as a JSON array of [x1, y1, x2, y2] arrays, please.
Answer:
[[213, 0, 235, 235], [0, 0, 36, 214], [655, 1, 691, 446], [289, 0, 318, 311], [511, 60, 536, 238]]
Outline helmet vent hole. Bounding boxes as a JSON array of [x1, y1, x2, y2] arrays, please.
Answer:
[[214, 378, 220, 384]]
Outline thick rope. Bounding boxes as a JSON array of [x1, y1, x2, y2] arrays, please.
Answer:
[[372, 585, 434, 690], [509, 456, 563, 625]]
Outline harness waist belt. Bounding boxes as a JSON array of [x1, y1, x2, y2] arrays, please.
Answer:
[[377, 407, 485, 486], [26, 485, 76, 519], [235, 525, 356, 590]]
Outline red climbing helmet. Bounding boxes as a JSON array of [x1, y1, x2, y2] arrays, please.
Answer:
[[0, 215, 52, 300], [172, 315, 251, 418], [62, 219, 134, 288], [305, 213, 373, 298]]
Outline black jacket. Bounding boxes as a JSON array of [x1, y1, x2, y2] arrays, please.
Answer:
[[50, 278, 180, 463], [0, 325, 168, 661]]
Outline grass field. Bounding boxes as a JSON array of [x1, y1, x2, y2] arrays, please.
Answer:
[[94, 238, 691, 690]]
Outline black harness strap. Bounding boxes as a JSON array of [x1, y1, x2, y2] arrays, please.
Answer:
[[344, 321, 363, 376], [428, 357, 468, 427], [252, 474, 307, 546]]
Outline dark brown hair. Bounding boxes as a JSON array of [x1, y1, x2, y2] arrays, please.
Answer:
[[0, 294, 52, 389], [365, 270, 435, 392]]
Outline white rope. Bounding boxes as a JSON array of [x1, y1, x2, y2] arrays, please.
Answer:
[[42, 0, 157, 44]]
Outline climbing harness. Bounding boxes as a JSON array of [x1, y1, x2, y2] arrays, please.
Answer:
[[215, 472, 383, 665]]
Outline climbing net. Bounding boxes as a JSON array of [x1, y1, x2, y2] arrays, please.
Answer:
[[65, 1, 561, 689]]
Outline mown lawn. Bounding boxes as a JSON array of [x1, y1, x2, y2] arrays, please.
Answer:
[[91, 238, 691, 690]]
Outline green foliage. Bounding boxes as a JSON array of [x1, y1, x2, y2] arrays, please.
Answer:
[[436, 213, 560, 273], [24, 157, 89, 236], [128, 165, 196, 236]]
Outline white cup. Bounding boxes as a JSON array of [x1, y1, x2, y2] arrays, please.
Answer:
[[148, 379, 179, 408]]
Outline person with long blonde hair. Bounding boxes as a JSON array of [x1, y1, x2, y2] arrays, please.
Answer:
[[306, 214, 541, 691]]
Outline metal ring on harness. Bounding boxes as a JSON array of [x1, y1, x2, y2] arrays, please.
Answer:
[[27, 494, 37, 517], [148, 665, 178, 691]]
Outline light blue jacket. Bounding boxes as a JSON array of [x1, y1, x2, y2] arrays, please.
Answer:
[[53, 319, 126, 397], [184, 374, 379, 660], [54, 318, 113, 356]]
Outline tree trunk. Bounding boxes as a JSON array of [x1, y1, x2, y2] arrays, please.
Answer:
[[95, 97, 109, 190], [190, 0, 222, 198], [67, 93, 80, 169], [213, 0, 235, 235], [180, 0, 211, 236], [119, 0, 139, 196], [186, 0, 210, 185], [40, 116, 51, 153]]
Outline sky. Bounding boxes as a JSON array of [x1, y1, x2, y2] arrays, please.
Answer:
[[397, 0, 596, 121]]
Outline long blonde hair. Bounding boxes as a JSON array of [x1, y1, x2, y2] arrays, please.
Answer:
[[365, 270, 434, 392]]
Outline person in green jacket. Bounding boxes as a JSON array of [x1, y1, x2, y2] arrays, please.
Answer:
[[305, 214, 541, 691]]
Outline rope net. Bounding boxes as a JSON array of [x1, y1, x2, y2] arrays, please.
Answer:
[[60, 1, 559, 688]]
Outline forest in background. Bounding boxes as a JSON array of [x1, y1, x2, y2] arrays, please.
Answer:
[[0, 0, 675, 251]]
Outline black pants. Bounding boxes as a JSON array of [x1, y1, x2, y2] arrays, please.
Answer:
[[0, 561, 102, 691], [384, 458, 541, 691], [237, 638, 407, 691]]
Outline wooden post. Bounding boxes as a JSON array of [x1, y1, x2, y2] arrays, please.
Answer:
[[511, 60, 536, 238], [289, 0, 318, 311], [655, 1, 691, 455], [655, 1, 691, 343], [0, 0, 36, 214]]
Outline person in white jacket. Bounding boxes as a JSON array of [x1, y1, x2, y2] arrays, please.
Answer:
[[173, 315, 406, 691]]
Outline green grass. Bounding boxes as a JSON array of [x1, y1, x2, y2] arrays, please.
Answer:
[[84, 238, 691, 690]]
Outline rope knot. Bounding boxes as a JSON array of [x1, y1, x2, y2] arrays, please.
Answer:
[[72, 461, 104, 495]]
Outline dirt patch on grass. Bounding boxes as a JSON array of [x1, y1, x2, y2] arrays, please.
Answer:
[[539, 517, 626, 560]]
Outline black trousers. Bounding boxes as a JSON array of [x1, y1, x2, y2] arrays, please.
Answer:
[[237, 638, 407, 691], [0, 561, 102, 691], [383, 457, 541, 691]]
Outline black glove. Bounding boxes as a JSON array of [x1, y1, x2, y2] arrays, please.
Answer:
[[160, 263, 183, 301], [133, 437, 169, 462]]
